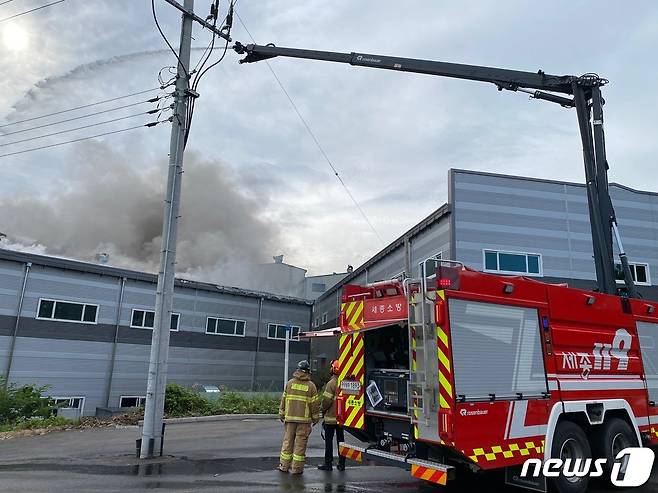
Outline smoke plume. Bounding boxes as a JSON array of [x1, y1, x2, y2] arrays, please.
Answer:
[[0, 140, 279, 287]]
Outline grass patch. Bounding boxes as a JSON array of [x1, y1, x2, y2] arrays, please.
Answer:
[[209, 391, 279, 415], [163, 384, 280, 417], [0, 415, 71, 433]]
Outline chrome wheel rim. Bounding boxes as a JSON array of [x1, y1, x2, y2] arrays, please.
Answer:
[[559, 437, 585, 484]]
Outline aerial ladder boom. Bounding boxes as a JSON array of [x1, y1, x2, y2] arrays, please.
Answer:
[[233, 42, 638, 298]]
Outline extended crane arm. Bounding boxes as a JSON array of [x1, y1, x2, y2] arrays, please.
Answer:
[[233, 41, 638, 298]]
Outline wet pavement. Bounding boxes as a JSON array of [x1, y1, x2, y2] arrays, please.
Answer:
[[0, 419, 657, 492]]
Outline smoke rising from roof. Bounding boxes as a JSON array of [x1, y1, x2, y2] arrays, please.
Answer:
[[0, 140, 279, 285]]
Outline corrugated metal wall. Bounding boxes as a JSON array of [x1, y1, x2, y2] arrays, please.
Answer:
[[451, 169, 658, 287], [0, 253, 311, 415]]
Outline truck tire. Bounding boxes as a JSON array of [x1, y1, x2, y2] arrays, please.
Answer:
[[590, 417, 638, 480], [549, 420, 591, 493]]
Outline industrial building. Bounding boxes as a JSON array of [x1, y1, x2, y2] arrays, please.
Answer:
[[0, 249, 313, 417], [252, 255, 347, 300], [312, 168, 658, 366], [4, 167, 658, 417]]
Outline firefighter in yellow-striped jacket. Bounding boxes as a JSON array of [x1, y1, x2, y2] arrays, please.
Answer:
[[318, 359, 346, 471], [278, 360, 320, 474]]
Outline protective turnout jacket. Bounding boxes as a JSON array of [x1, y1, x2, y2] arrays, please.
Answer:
[[321, 375, 338, 425], [279, 370, 320, 424]]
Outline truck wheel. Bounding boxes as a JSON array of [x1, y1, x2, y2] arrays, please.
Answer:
[[549, 421, 591, 493], [590, 417, 638, 480]]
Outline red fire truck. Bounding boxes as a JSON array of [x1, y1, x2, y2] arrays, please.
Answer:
[[234, 40, 656, 492], [326, 261, 658, 492]]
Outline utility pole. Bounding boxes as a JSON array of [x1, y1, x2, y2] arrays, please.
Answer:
[[139, 0, 230, 459], [140, 0, 194, 459]]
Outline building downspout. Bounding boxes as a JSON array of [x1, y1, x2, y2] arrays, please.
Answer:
[[250, 297, 264, 391], [404, 236, 412, 278], [3, 262, 31, 386], [104, 276, 126, 407]]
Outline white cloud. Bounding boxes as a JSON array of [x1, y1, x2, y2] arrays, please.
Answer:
[[0, 0, 657, 278]]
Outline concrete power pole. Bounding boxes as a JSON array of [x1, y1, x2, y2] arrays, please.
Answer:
[[140, 0, 194, 459]]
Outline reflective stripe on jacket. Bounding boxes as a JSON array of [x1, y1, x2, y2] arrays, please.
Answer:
[[321, 375, 338, 424], [279, 370, 320, 424]]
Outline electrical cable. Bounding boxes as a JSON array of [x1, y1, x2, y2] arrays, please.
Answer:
[[0, 0, 18, 6], [235, 10, 385, 245], [0, 88, 161, 128], [0, 111, 161, 147], [0, 98, 162, 137], [151, 0, 188, 78], [0, 0, 65, 23], [183, 0, 233, 147], [0, 121, 166, 159]]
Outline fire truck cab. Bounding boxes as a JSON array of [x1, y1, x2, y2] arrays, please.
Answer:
[[332, 259, 658, 492]]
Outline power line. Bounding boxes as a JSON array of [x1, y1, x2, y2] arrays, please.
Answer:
[[0, 0, 18, 6], [0, 88, 161, 128], [151, 0, 188, 78], [234, 11, 385, 245], [0, 122, 164, 159], [0, 111, 157, 147], [0, 0, 65, 23], [0, 98, 161, 137]]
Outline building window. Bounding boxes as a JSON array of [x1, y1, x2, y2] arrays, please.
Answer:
[[130, 309, 179, 331], [37, 299, 98, 324], [53, 397, 85, 412], [119, 396, 146, 408], [268, 323, 300, 341], [206, 317, 246, 337], [322, 312, 328, 324], [312, 282, 326, 293], [314, 317, 320, 328], [418, 252, 443, 278], [615, 262, 651, 286], [483, 250, 542, 276]]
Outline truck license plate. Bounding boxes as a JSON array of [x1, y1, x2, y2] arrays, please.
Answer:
[[340, 379, 361, 395]]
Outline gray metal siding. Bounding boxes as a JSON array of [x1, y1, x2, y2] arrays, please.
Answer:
[[451, 170, 658, 284], [312, 214, 451, 328], [0, 252, 311, 415], [9, 337, 111, 415]]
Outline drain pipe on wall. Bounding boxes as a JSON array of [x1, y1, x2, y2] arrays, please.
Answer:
[[3, 262, 31, 386], [250, 297, 264, 391], [104, 276, 126, 407]]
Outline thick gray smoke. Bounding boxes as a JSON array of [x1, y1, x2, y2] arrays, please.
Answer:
[[0, 140, 279, 287]]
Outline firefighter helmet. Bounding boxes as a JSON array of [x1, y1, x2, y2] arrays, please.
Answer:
[[297, 360, 311, 373], [330, 359, 340, 375]]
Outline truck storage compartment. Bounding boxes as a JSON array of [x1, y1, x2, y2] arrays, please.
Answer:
[[364, 325, 410, 415]]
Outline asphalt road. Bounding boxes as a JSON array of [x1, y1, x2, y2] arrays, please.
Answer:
[[0, 419, 656, 492]]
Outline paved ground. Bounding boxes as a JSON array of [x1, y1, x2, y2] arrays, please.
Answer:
[[0, 419, 656, 492]]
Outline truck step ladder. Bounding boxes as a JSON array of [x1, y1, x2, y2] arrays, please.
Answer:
[[338, 441, 455, 486]]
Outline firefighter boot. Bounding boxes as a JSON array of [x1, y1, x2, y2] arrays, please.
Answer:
[[337, 457, 346, 471]]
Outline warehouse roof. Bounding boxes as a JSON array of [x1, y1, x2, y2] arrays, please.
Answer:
[[0, 248, 313, 305], [315, 202, 451, 304]]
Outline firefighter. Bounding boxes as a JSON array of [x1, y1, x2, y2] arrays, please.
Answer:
[[278, 360, 320, 474], [317, 359, 346, 471]]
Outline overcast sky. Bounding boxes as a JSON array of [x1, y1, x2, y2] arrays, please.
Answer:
[[0, 0, 657, 279]]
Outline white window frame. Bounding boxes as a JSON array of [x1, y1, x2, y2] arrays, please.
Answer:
[[482, 249, 543, 277], [130, 308, 180, 331], [206, 317, 246, 337], [52, 396, 85, 414], [615, 261, 651, 286], [36, 298, 99, 325], [267, 323, 301, 341], [417, 251, 443, 278], [119, 395, 146, 408], [321, 312, 328, 324], [314, 317, 320, 328]]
